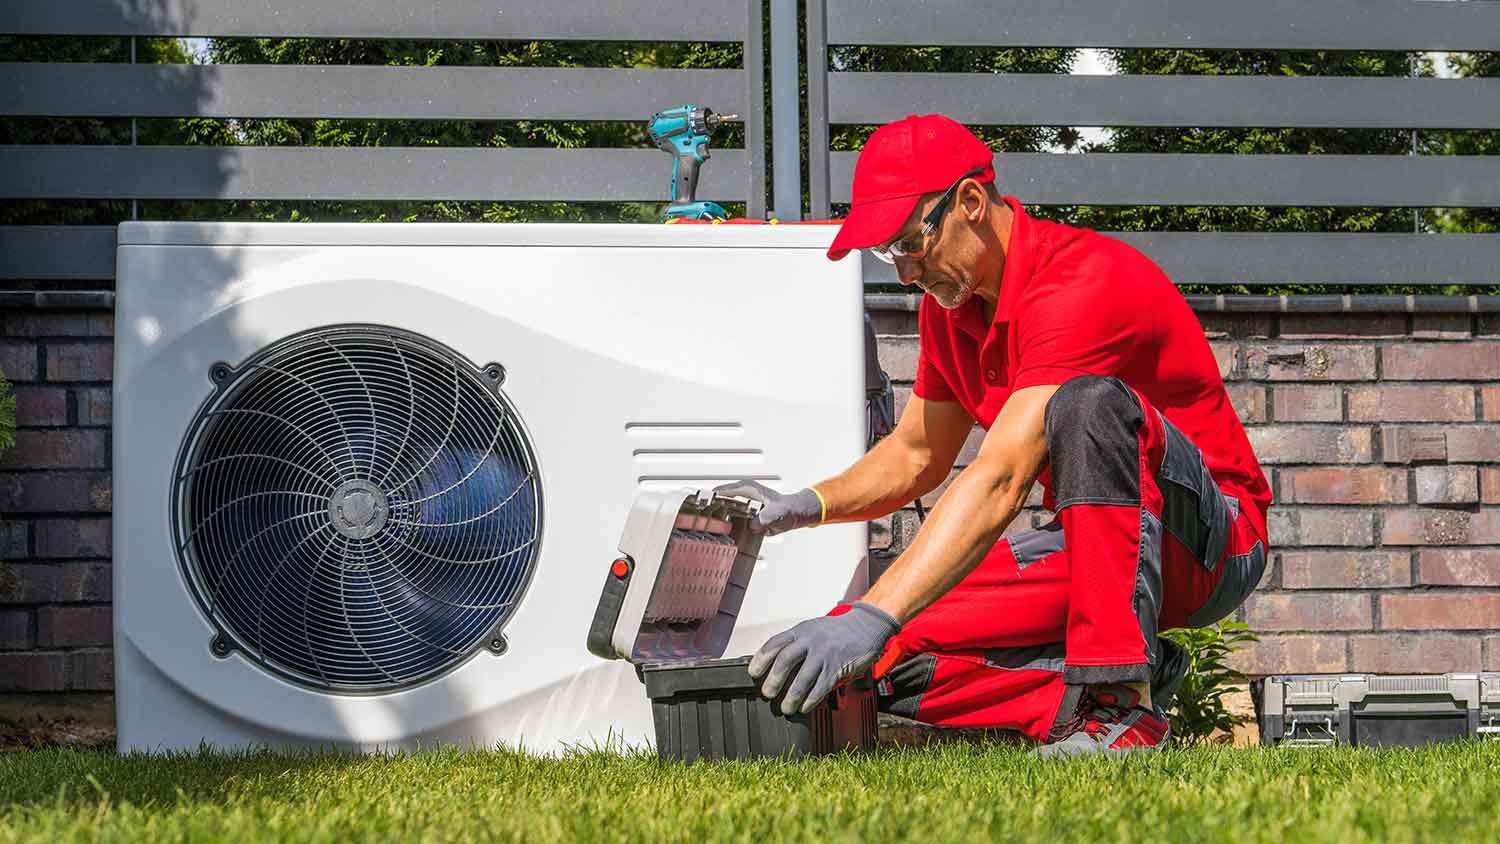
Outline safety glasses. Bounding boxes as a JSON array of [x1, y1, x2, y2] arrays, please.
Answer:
[[868, 168, 987, 264]]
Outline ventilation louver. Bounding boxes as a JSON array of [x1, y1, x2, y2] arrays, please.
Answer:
[[172, 326, 542, 692]]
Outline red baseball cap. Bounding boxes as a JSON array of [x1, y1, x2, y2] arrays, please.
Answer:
[[827, 114, 996, 261]]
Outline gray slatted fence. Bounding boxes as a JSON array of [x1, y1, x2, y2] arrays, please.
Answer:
[[0, 0, 766, 281], [807, 0, 1500, 286]]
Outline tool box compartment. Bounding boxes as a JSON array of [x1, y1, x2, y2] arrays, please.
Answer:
[[1255, 672, 1497, 747], [588, 489, 877, 762], [641, 656, 877, 762]]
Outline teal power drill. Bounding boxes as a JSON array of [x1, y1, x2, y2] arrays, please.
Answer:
[[648, 105, 737, 221]]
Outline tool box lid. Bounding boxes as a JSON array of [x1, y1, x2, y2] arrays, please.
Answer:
[[586, 489, 766, 665]]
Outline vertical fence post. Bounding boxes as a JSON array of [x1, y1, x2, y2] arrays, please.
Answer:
[[744, 0, 767, 219], [769, 0, 802, 220], [805, 0, 830, 219]]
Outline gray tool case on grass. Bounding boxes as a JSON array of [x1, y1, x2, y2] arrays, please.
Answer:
[[1255, 672, 1500, 747]]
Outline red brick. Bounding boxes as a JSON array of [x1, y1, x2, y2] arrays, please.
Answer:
[[1270, 509, 1374, 547], [1350, 634, 1480, 673], [1382, 509, 1500, 546], [1278, 467, 1408, 504], [34, 518, 111, 558], [1243, 344, 1377, 381], [1418, 549, 1500, 586], [45, 342, 113, 382], [1281, 551, 1410, 589], [0, 472, 112, 514], [1243, 592, 1372, 631], [1228, 634, 1347, 675], [1381, 592, 1500, 630], [1347, 385, 1474, 422], [1411, 314, 1472, 340], [0, 429, 108, 469], [1210, 341, 1238, 379], [0, 652, 66, 692], [77, 387, 112, 427], [1445, 426, 1500, 461], [67, 649, 113, 691], [2, 312, 94, 337], [1378, 427, 1448, 464], [1483, 468, 1500, 504], [1271, 385, 1342, 422], [1487, 636, 1500, 671], [1199, 313, 1272, 340], [1245, 426, 1371, 464], [1278, 313, 1405, 339], [0, 341, 39, 382], [1414, 465, 1479, 505], [881, 336, 919, 382], [1225, 383, 1267, 423], [1381, 343, 1500, 380], [0, 562, 111, 604], [0, 609, 31, 650], [36, 605, 112, 648], [11, 386, 68, 426], [1484, 386, 1500, 421]]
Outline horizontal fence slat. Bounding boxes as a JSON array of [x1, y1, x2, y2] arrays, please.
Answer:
[[826, 0, 1500, 50], [0, 64, 748, 120], [861, 233, 1500, 286], [830, 73, 1500, 130], [0, 226, 117, 280], [0, 0, 747, 40], [830, 152, 1500, 207], [9, 227, 1492, 286], [0, 146, 750, 202]]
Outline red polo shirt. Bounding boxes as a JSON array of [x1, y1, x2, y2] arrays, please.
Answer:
[[913, 196, 1271, 543]]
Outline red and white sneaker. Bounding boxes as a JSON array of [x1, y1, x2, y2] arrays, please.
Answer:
[[1035, 685, 1171, 758]]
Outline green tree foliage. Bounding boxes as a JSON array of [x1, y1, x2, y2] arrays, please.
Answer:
[[0, 368, 14, 456], [1436, 50, 1500, 235]]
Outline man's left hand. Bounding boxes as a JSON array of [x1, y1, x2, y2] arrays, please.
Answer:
[[748, 602, 901, 715]]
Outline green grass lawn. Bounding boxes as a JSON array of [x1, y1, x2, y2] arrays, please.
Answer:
[[2, 742, 1496, 843]]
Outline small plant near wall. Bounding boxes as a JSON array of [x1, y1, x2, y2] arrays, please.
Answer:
[[1162, 620, 1259, 745]]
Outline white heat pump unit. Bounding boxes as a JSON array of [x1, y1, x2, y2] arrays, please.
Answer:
[[113, 223, 868, 754]]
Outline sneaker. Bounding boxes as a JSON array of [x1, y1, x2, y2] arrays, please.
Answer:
[[1035, 685, 1171, 758], [1151, 637, 1190, 714]]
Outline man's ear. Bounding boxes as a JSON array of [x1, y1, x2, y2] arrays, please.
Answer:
[[959, 180, 988, 225]]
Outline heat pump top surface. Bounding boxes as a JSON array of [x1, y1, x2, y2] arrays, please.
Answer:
[[113, 222, 869, 754]]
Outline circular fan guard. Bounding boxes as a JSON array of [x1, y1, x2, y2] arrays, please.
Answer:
[[172, 326, 543, 692]]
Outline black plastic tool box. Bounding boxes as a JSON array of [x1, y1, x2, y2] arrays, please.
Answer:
[[1255, 672, 1500, 747], [587, 489, 877, 762]]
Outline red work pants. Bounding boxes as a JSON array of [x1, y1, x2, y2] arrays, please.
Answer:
[[874, 376, 1266, 742]]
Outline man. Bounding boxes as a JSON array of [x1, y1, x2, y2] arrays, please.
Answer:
[[716, 114, 1270, 756]]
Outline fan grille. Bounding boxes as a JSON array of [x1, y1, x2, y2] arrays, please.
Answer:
[[173, 326, 542, 692]]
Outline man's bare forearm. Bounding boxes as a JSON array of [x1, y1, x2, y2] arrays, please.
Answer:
[[810, 432, 946, 525], [860, 464, 1033, 623]]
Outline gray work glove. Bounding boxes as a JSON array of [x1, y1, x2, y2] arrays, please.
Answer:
[[711, 480, 823, 536], [749, 602, 900, 715]]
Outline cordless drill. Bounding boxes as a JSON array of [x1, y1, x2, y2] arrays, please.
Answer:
[[647, 105, 737, 221]]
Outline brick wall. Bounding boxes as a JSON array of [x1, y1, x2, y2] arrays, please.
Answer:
[[1, 298, 1498, 725]]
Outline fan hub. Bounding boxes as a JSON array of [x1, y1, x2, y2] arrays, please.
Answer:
[[328, 479, 389, 540]]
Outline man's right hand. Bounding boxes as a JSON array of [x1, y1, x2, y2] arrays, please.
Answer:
[[711, 480, 824, 536]]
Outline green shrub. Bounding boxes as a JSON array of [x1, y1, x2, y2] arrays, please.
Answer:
[[1161, 620, 1258, 745]]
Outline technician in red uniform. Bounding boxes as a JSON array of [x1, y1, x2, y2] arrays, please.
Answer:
[[716, 114, 1270, 755]]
